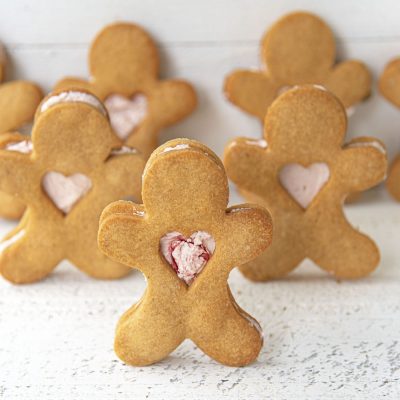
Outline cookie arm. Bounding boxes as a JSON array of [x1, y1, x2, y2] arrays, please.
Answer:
[[151, 80, 197, 128], [337, 138, 387, 192], [325, 60, 371, 108], [224, 70, 277, 120], [221, 204, 273, 268], [103, 152, 145, 201], [224, 138, 272, 195], [0, 81, 43, 133], [98, 201, 152, 271], [54, 77, 99, 96]]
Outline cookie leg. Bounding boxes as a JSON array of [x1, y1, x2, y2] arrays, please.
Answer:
[[115, 294, 185, 366], [0, 227, 62, 284], [68, 244, 131, 280], [239, 232, 304, 281], [190, 286, 263, 366], [311, 218, 379, 279]]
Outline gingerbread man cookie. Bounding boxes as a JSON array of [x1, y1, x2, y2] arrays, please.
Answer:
[[98, 138, 273, 366], [224, 85, 387, 281], [379, 58, 400, 200], [224, 11, 371, 121], [0, 90, 145, 284], [55, 22, 197, 159], [0, 41, 43, 219]]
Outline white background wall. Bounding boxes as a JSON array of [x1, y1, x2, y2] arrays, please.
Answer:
[[1, 0, 400, 160]]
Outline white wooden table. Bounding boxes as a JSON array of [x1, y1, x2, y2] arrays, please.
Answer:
[[1, 189, 399, 399]]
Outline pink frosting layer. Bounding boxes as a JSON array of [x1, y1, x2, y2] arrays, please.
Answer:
[[160, 231, 215, 285]]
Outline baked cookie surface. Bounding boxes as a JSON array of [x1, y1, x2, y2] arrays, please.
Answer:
[[0, 90, 145, 284], [224, 85, 387, 281], [98, 138, 273, 366]]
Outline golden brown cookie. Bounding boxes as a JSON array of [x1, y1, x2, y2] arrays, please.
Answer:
[[224, 11, 371, 120], [379, 58, 400, 200], [98, 138, 273, 366], [0, 90, 146, 284], [224, 85, 387, 281], [0, 41, 43, 219], [55, 22, 197, 159]]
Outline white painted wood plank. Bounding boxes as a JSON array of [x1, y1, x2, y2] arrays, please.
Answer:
[[1, 0, 400, 44], [0, 191, 399, 399]]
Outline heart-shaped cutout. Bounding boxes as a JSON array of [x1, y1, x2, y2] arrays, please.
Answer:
[[279, 163, 330, 209], [42, 172, 92, 214], [160, 231, 215, 285], [104, 93, 148, 140]]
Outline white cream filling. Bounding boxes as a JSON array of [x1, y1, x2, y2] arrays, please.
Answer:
[[231, 297, 263, 337], [245, 139, 268, 149], [346, 107, 355, 118], [227, 207, 253, 214], [5, 140, 33, 154], [142, 143, 191, 180], [133, 210, 145, 217], [110, 146, 138, 156], [347, 140, 386, 155], [0, 229, 25, 253], [277, 84, 357, 115], [40, 91, 107, 116], [162, 144, 190, 153]]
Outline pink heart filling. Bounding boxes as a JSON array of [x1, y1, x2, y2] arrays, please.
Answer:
[[104, 93, 148, 140], [160, 231, 215, 285], [279, 162, 330, 209]]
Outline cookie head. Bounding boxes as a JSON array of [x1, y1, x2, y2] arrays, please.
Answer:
[[142, 140, 228, 220], [33, 90, 115, 170], [264, 85, 347, 153], [262, 12, 335, 85], [90, 22, 159, 94], [379, 58, 400, 108]]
